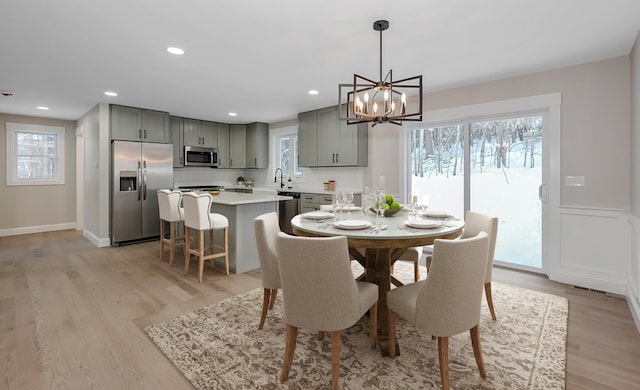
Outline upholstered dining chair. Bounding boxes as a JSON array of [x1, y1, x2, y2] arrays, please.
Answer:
[[254, 212, 281, 330], [426, 211, 499, 320], [157, 189, 186, 267], [387, 232, 490, 390], [276, 233, 378, 390], [182, 192, 229, 283]]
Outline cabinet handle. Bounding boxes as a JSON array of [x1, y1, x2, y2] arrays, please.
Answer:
[[255, 158, 257, 166], [335, 153, 339, 163], [138, 129, 142, 139], [144, 129, 147, 138]]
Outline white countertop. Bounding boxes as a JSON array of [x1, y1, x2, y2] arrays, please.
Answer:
[[208, 191, 292, 206]]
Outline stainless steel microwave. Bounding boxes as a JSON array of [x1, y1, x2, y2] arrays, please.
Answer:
[[184, 146, 218, 167]]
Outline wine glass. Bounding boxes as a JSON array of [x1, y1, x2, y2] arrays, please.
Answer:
[[344, 191, 354, 214], [409, 191, 419, 220], [336, 191, 346, 220], [373, 192, 386, 229]]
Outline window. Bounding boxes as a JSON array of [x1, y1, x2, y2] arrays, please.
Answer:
[[6, 122, 66, 186], [277, 133, 303, 179]]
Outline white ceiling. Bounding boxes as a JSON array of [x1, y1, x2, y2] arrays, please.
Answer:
[[1, 0, 639, 124]]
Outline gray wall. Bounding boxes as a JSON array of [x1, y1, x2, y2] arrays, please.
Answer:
[[0, 113, 77, 233], [630, 31, 640, 322]]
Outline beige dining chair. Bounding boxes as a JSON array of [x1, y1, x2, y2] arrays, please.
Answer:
[[157, 189, 186, 266], [182, 192, 229, 283], [426, 211, 499, 320], [254, 212, 281, 330], [387, 231, 490, 390], [276, 233, 378, 390]]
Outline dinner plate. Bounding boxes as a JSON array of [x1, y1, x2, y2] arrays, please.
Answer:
[[422, 210, 450, 218], [341, 205, 362, 212], [404, 219, 441, 229], [303, 211, 333, 220], [333, 220, 372, 230]]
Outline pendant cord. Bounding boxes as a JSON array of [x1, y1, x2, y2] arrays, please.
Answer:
[[379, 28, 383, 83]]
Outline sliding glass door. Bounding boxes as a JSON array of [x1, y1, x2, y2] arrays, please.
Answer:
[[409, 114, 544, 271]]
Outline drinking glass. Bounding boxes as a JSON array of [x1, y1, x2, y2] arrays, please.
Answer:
[[336, 191, 346, 219], [373, 192, 386, 229], [409, 191, 419, 220], [344, 191, 354, 214]]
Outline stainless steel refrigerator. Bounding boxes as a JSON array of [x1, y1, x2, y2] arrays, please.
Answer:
[[111, 140, 173, 245]]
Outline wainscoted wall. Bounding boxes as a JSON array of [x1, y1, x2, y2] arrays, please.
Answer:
[[628, 214, 640, 332], [548, 207, 629, 295]]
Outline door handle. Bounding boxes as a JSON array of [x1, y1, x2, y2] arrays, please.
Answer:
[[137, 161, 142, 201], [538, 184, 544, 202], [142, 160, 147, 200]]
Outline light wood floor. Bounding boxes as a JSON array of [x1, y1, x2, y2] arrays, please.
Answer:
[[1, 230, 639, 389]]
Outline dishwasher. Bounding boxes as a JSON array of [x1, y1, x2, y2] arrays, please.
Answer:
[[277, 191, 300, 234]]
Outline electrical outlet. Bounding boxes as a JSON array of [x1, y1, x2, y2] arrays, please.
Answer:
[[565, 175, 585, 187]]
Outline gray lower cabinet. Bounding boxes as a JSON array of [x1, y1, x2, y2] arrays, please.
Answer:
[[170, 116, 184, 167], [300, 193, 333, 213], [229, 124, 246, 168], [298, 105, 368, 167], [110, 105, 170, 143]]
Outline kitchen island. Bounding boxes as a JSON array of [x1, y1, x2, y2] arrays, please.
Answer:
[[205, 191, 291, 273]]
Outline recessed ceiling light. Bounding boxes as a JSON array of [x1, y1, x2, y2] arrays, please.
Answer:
[[37, 106, 49, 110], [166, 47, 184, 55], [104, 91, 118, 97], [228, 112, 237, 117], [308, 90, 319, 95]]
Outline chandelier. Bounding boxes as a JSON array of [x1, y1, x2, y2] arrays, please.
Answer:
[[339, 20, 423, 126]]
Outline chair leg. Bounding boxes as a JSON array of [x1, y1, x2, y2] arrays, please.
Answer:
[[485, 282, 497, 320], [388, 310, 397, 358], [369, 302, 377, 350], [426, 256, 432, 274], [184, 227, 191, 274], [159, 219, 165, 262], [470, 324, 487, 378], [198, 230, 205, 283], [437, 336, 450, 390], [331, 331, 341, 390], [280, 324, 298, 383], [223, 227, 229, 275], [169, 221, 175, 266], [258, 288, 270, 330], [318, 331, 325, 341], [269, 289, 278, 310], [414, 260, 420, 282]]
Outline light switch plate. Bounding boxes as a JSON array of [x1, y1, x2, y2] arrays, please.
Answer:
[[565, 175, 585, 187]]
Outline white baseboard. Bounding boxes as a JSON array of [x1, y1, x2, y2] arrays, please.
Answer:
[[627, 285, 640, 334], [0, 222, 76, 237], [82, 229, 111, 247]]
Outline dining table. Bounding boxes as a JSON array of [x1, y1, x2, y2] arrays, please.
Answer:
[[291, 207, 464, 356]]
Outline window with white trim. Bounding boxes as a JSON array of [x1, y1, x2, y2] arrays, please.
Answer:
[[277, 133, 303, 179], [6, 122, 66, 186]]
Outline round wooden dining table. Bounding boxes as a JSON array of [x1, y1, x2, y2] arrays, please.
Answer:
[[291, 209, 464, 356]]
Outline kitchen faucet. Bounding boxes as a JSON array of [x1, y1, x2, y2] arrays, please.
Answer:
[[274, 168, 285, 188]]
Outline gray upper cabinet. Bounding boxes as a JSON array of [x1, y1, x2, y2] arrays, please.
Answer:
[[169, 116, 184, 167], [298, 110, 318, 167], [229, 124, 246, 168], [217, 123, 230, 168], [298, 105, 367, 167], [183, 119, 218, 148], [246, 122, 269, 168], [110, 105, 170, 143]]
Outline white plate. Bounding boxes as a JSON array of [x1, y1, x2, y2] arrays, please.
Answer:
[[422, 210, 450, 218], [303, 211, 333, 220], [341, 206, 362, 212], [405, 220, 441, 229], [333, 220, 372, 230]]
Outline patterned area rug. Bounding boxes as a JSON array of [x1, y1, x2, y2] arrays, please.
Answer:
[[145, 263, 567, 389]]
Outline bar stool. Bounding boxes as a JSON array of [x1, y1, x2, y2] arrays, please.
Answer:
[[157, 189, 186, 266], [182, 192, 229, 283]]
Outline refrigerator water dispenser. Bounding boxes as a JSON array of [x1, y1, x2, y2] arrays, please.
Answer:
[[119, 171, 137, 191]]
